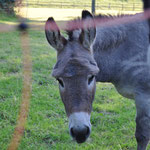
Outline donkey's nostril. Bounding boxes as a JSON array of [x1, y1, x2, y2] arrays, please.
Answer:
[[71, 127, 75, 137], [86, 126, 90, 135], [70, 126, 90, 143]]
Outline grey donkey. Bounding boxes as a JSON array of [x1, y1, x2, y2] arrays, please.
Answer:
[[45, 9, 150, 150]]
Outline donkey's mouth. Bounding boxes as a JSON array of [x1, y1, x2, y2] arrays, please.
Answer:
[[74, 135, 89, 143], [70, 126, 90, 143], [68, 112, 91, 143]]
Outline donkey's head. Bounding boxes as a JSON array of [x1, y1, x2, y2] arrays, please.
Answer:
[[45, 10, 99, 143]]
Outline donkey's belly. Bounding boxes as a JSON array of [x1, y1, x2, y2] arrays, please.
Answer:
[[114, 84, 135, 99]]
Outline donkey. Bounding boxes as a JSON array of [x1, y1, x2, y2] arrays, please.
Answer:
[[45, 9, 150, 150]]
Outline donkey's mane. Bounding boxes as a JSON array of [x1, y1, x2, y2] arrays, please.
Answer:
[[95, 13, 132, 19], [93, 13, 134, 50], [66, 18, 81, 41], [66, 13, 132, 42]]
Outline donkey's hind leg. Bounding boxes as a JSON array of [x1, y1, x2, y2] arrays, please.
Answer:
[[135, 91, 150, 150]]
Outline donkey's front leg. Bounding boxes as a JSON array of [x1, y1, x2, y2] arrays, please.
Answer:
[[135, 91, 150, 150]]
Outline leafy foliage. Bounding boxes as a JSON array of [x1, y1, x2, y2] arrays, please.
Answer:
[[0, 0, 16, 14]]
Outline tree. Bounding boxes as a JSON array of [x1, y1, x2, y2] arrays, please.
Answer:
[[0, 0, 16, 14]]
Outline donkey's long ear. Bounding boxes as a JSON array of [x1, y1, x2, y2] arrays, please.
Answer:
[[45, 17, 67, 51], [79, 10, 96, 50]]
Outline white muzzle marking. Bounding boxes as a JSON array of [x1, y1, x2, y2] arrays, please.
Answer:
[[68, 112, 91, 129]]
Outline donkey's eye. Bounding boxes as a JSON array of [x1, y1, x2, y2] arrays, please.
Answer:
[[88, 75, 95, 85], [57, 78, 64, 87]]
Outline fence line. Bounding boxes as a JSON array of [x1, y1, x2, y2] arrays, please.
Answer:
[[20, 1, 142, 11]]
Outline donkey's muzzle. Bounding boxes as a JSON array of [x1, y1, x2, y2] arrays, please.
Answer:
[[70, 125, 90, 143], [69, 112, 91, 143]]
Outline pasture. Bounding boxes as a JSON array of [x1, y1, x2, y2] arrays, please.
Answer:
[[0, 8, 150, 150]]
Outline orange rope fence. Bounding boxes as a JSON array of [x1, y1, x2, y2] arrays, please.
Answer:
[[1, 10, 150, 33], [7, 27, 32, 150], [5, 0, 33, 149]]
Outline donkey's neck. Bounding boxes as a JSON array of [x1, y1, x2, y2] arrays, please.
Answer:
[[93, 25, 127, 51], [92, 19, 149, 83], [92, 25, 127, 82]]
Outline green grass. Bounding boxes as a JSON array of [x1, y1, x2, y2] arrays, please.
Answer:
[[1, 12, 150, 150], [0, 12, 17, 23]]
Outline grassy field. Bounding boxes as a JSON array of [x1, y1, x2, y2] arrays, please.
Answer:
[[0, 12, 150, 150]]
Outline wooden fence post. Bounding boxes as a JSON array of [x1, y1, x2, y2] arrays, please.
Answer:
[[92, 0, 96, 14]]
